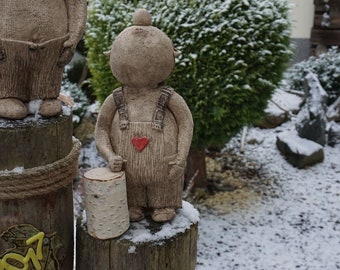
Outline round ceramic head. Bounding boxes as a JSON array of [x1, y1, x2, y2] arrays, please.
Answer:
[[109, 9, 175, 88]]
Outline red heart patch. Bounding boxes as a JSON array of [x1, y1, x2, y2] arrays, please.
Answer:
[[131, 136, 149, 152]]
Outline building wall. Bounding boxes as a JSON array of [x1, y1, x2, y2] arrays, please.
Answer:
[[289, 0, 315, 39], [288, 0, 315, 63]]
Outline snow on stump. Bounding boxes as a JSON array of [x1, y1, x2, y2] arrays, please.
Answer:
[[76, 201, 199, 270], [0, 112, 80, 269], [276, 131, 324, 168]]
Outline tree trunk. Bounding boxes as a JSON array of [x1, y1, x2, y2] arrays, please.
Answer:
[[185, 148, 207, 189]]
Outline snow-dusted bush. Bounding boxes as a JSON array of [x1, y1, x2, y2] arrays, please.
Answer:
[[284, 47, 340, 105], [61, 75, 89, 126], [86, 0, 292, 147]]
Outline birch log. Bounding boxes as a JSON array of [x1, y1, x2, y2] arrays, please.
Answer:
[[83, 168, 129, 239]]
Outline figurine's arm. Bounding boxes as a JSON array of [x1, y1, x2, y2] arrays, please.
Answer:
[[95, 94, 124, 172], [168, 92, 194, 167], [65, 0, 87, 48], [58, 0, 87, 66]]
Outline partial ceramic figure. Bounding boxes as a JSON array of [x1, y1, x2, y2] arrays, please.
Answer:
[[0, 0, 87, 119], [95, 9, 194, 223]]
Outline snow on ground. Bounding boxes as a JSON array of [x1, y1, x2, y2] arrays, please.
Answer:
[[265, 88, 302, 117], [196, 117, 340, 270]]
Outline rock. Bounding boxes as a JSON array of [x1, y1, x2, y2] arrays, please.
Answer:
[[328, 122, 340, 147], [0, 98, 27, 119], [257, 108, 288, 129], [296, 72, 327, 146], [257, 89, 303, 129], [296, 107, 327, 146], [302, 72, 328, 109], [326, 96, 340, 122], [276, 131, 324, 168], [246, 128, 265, 145]]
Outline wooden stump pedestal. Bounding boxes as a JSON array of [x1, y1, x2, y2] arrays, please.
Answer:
[[76, 201, 199, 270], [0, 113, 80, 269], [0, 114, 73, 171]]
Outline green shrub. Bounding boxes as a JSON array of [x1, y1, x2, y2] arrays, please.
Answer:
[[86, 0, 292, 148], [283, 47, 340, 105]]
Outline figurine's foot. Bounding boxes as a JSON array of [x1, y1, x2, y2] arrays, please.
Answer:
[[151, 208, 176, 223], [129, 207, 145, 222], [0, 98, 27, 119], [39, 99, 62, 117]]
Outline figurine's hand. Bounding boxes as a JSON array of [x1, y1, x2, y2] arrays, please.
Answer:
[[57, 46, 75, 67], [63, 38, 76, 49], [109, 156, 124, 172], [168, 163, 184, 182]]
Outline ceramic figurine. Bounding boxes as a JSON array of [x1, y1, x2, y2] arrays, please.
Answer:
[[95, 9, 194, 223], [0, 0, 87, 119]]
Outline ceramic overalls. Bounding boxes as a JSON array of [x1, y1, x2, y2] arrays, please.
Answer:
[[0, 36, 68, 101], [110, 86, 183, 209]]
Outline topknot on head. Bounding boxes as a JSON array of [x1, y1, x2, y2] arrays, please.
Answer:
[[133, 8, 152, 26]]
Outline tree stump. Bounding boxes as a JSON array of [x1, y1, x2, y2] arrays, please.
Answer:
[[0, 113, 80, 269], [0, 114, 73, 171], [76, 201, 199, 270]]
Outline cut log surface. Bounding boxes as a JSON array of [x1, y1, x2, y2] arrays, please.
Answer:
[[0, 111, 73, 171], [76, 201, 199, 270]]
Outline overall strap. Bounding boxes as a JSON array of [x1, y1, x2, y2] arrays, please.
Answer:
[[112, 87, 129, 130], [152, 86, 174, 130]]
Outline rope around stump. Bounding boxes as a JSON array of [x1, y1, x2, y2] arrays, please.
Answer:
[[0, 139, 81, 200]]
